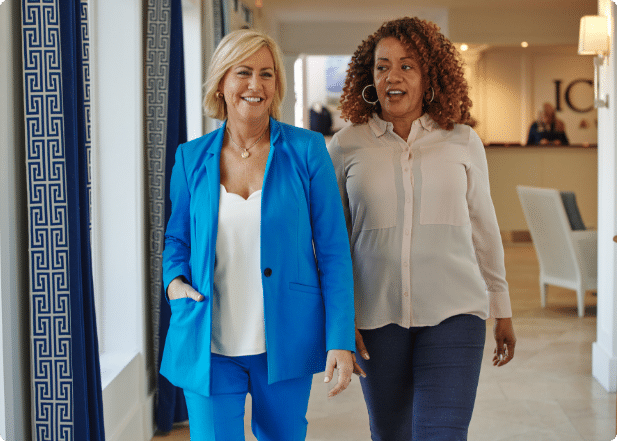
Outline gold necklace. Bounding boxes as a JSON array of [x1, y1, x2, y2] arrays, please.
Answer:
[[226, 125, 269, 159]]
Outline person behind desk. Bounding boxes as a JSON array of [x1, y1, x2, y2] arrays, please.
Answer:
[[526, 102, 569, 145]]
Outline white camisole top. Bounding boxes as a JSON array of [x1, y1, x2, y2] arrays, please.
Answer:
[[211, 184, 266, 356]]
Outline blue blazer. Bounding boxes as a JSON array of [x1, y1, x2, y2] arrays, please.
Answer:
[[160, 118, 355, 396]]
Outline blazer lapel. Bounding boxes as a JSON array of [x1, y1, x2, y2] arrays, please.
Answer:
[[203, 123, 225, 243], [262, 117, 280, 197]]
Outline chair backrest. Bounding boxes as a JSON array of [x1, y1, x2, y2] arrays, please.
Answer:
[[516, 186, 580, 282], [560, 191, 586, 230]]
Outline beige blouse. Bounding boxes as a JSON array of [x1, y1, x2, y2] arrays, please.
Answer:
[[328, 113, 512, 329]]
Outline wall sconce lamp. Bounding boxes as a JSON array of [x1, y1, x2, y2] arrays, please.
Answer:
[[578, 15, 610, 108]]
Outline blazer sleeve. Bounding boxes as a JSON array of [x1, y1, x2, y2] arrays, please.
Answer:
[[306, 132, 355, 352], [162, 144, 193, 299]]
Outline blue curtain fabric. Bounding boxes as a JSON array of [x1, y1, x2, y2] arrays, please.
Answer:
[[21, 1, 105, 440], [147, 0, 189, 432]]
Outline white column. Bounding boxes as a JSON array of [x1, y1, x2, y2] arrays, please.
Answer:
[[460, 46, 488, 137], [0, 0, 31, 439], [592, 0, 617, 392], [281, 54, 298, 126], [90, 0, 154, 438]]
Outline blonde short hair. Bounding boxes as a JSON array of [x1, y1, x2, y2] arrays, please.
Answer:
[[203, 29, 286, 121]]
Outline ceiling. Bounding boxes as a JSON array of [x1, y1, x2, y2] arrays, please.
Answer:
[[259, 0, 598, 49], [264, 0, 594, 12]]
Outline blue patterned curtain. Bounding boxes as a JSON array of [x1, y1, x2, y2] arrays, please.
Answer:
[[146, 0, 189, 432], [21, 0, 105, 440]]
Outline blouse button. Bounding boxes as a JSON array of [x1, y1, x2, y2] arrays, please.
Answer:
[[404, 291, 409, 297], [264, 268, 272, 277]]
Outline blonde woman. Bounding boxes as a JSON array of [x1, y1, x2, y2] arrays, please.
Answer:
[[160, 29, 358, 440]]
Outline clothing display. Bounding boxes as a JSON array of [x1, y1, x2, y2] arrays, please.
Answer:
[[309, 104, 333, 136], [328, 113, 512, 330]]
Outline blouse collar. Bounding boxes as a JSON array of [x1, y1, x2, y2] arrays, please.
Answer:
[[368, 113, 437, 138]]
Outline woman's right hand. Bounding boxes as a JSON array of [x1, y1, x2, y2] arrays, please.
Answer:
[[355, 327, 370, 362], [167, 277, 204, 301]]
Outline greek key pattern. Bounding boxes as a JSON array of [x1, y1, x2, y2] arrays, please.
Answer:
[[22, 1, 73, 440], [80, 0, 92, 234], [146, 0, 171, 375]]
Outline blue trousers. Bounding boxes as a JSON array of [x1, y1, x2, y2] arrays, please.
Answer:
[[183, 352, 313, 441], [357, 314, 485, 441]]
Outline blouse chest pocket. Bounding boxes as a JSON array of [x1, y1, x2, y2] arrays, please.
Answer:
[[347, 148, 397, 231], [419, 147, 470, 226]]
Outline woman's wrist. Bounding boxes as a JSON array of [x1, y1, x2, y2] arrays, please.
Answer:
[[169, 276, 186, 289]]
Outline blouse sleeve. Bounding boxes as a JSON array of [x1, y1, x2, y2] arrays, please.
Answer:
[[466, 129, 512, 318], [327, 135, 353, 244]]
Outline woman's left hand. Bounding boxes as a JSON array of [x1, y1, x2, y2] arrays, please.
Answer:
[[493, 317, 516, 366], [324, 349, 354, 397]]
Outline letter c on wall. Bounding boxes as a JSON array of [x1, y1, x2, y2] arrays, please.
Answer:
[[565, 79, 594, 113]]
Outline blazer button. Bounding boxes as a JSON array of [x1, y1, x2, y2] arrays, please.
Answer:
[[264, 268, 272, 277]]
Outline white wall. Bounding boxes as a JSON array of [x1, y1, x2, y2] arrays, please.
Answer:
[[183, 0, 204, 141], [0, 1, 31, 440], [533, 53, 596, 144], [202, 0, 220, 135], [306, 56, 328, 112], [449, 6, 596, 45], [479, 49, 526, 144], [592, 0, 617, 393], [476, 46, 596, 145]]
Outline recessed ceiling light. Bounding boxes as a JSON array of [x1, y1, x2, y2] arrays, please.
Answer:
[[460, 44, 469, 51], [521, 41, 529, 48]]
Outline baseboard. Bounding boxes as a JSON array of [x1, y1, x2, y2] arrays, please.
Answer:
[[102, 353, 156, 441], [592, 341, 617, 392]]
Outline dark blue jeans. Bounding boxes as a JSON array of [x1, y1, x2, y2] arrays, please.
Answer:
[[357, 315, 485, 441]]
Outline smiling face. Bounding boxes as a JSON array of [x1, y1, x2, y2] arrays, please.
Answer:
[[218, 45, 276, 124], [373, 37, 425, 128]]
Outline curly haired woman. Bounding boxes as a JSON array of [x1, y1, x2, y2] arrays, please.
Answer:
[[327, 17, 516, 440]]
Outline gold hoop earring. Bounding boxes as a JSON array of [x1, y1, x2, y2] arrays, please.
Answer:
[[216, 92, 224, 99], [427, 87, 434, 103], [361, 84, 379, 105]]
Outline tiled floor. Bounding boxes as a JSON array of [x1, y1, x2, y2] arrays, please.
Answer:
[[152, 244, 616, 441]]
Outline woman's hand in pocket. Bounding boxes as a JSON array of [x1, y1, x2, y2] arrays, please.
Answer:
[[167, 277, 204, 301]]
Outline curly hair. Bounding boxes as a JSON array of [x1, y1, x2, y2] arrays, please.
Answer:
[[339, 17, 471, 130]]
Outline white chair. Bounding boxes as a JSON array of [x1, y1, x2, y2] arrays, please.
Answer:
[[516, 186, 597, 317]]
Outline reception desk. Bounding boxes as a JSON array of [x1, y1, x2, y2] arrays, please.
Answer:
[[485, 145, 598, 236]]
